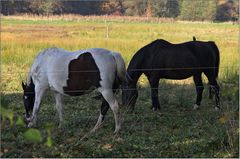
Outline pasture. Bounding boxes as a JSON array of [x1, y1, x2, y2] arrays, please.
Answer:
[[1, 16, 239, 157]]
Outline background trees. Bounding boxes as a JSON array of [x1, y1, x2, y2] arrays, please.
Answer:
[[216, 0, 239, 21], [0, 0, 239, 22], [180, 0, 217, 21], [28, 0, 63, 16]]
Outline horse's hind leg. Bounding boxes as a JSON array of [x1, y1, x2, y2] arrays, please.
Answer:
[[204, 72, 220, 109], [193, 74, 204, 110], [53, 92, 64, 128], [209, 84, 213, 99], [147, 76, 160, 111], [92, 98, 109, 131], [98, 88, 120, 133]]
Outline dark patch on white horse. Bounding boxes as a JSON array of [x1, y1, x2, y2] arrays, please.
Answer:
[[22, 78, 35, 118], [63, 52, 101, 96]]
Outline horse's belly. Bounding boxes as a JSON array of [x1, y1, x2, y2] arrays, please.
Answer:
[[160, 70, 194, 79]]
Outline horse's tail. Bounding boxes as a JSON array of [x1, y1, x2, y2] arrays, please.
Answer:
[[112, 52, 127, 83], [211, 42, 220, 78], [26, 71, 33, 86], [193, 36, 197, 41]]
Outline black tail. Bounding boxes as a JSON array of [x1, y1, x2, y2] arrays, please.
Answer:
[[193, 36, 196, 41]]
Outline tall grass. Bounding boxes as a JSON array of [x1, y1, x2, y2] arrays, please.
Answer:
[[1, 16, 238, 92]]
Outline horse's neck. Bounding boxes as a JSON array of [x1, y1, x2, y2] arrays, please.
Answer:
[[127, 48, 147, 87], [127, 64, 143, 88]]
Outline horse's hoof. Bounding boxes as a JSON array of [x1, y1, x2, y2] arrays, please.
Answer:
[[114, 129, 119, 134], [215, 106, 220, 110], [28, 122, 34, 128], [90, 128, 97, 133], [114, 126, 121, 134], [152, 107, 160, 111], [58, 124, 62, 129], [193, 104, 199, 110], [91, 124, 102, 133]]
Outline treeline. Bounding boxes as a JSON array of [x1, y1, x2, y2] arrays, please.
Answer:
[[1, 0, 239, 22]]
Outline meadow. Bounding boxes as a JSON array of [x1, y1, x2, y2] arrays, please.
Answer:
[[1, 15, 239, 157]]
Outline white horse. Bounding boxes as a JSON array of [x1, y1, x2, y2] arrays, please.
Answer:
[[22, 48, 126, 133]]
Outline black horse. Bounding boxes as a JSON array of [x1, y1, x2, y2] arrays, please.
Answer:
[[122, 39, 220, 110]]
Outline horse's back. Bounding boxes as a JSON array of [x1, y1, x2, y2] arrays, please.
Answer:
[[152, 41, 218, 67], [138, 40, 219, 79]]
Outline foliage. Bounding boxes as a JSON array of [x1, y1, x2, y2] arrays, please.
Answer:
[[0, 0, 238, 21], [23, 128, 43, 143], [123, 0, 148, 16], [61, 0, 104, 15], [180, 0, 217, 21], [28, 0, 63, 16], [101, 0, 124, 15], [215, 0, 239, 21], [122, 0, 180, 17], [151, 0, 180, 18]]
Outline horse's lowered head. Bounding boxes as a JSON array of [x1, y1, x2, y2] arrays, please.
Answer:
[[22, 78, 35, 121], [122, 73, 138, 109]]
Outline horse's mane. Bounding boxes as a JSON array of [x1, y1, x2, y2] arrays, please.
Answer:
[[127, 39, 171, 71], [26, 49, 49, 86]]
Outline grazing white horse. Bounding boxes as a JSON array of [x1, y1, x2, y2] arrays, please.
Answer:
[[22, 48, 126, 133]]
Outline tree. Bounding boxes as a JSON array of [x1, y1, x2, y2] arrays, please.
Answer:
[[165, 0, 180, 18], [0, 0, 29, 15], [151, 0, 180, 18], [146, 0, 153, 17], [101, 0, 124, 15], [216, 0, 239, 21], [122, 0, 180, 18], [180, 0, 217, 21], [61, 0, 104, 15], [205, 0, 217, 21], [28, 0, 63, 16], [123, 0, 148, 16]]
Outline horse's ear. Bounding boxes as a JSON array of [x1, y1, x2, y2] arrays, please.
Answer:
[[22, 81, 26, 90]]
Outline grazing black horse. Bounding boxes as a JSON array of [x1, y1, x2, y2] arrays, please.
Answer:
[[122, 39, 220, 110]]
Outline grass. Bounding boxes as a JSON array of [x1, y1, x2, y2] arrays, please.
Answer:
[[1, 15, 239, 158]]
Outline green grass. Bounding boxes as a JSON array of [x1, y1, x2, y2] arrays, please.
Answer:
[[1, 16, 239, 158]]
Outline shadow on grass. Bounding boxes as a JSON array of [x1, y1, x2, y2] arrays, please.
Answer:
[[1, 77, 239, 158]]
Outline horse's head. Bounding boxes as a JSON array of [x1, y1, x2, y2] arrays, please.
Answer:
[[22, 79, 35, 121], [122, 74, 138, 109]]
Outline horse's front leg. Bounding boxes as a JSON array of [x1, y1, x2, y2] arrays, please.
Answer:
[[148, 76, 160, 111], [28, 87, 46, 127], [98, 89, 120, 133], [92, 99, 109, 132]]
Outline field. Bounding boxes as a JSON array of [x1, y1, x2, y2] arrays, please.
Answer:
[[1, 15, 239, 157]]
